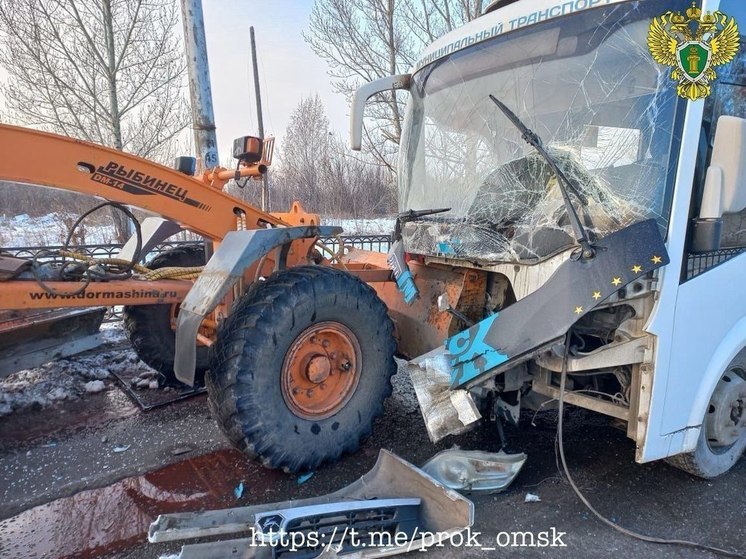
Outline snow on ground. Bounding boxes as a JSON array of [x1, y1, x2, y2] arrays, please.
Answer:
[[322, 217, 394, 236], [0, 213, 116, 247], [0, 323, 155, 417], [1, 212, 394, 248]]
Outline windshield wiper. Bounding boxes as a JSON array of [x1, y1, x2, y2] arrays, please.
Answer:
[[488, 95, 595, 259], [394, 207, 451, 240], [398, 207, 451, 221]]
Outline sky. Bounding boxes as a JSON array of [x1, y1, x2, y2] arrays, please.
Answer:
[[0, 1, 351, 163], [202, 0, 350, 162]]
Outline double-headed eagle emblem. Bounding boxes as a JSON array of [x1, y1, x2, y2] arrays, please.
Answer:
[[648, 2, 740, 101]]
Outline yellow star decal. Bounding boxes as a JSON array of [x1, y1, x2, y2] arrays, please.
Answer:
[[592, 291, 602, 300], [611, 277, 622, 286], [574, 306, 583, 315], [631, 265, 642, 274], [651, 255, 662, 264]]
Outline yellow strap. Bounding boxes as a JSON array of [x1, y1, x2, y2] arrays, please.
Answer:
[[59, 250, 203, 280]]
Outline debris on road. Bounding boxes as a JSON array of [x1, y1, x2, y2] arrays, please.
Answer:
[[148, 450, 473, 558], [296, 472, 314, 485], [110, 356, 207, 411], [170, 445, 194, 456], [113, 444, 131, 453], [234, 481, 244, 499], [421, 448, 527, 494], [525, 493, 541, 503], [254, 498, 421, 547]]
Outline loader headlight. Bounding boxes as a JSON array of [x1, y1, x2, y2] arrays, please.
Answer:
[[232, 135, 263, 164]]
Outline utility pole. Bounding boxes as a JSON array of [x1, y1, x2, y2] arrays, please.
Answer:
[[250, 26, 269, 211], [180, 0, 219, 171]]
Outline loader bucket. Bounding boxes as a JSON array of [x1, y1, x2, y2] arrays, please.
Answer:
[[148, 449, 474, 558], [0, 308, 105, 379]]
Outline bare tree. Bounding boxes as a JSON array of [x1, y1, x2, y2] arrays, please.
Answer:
[[320, 135, 394, 218], [0, 0, 190, 241], [305, 0, 407, 172], [305, 0, 487, 171], [273, 95, 394, 217], [402, 0, 485, 45], [279, 94, 332, 207]]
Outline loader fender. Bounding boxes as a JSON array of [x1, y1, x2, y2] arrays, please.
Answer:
[[174, 226, 341, 385]]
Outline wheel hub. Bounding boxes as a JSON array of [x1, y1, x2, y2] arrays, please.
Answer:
[[705, 370, 746, 448], [306, 355, 331, 384], [281, 322, 361, 420]]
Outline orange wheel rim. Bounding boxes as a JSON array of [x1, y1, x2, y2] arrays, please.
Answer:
[[281, 321, 361, 420]]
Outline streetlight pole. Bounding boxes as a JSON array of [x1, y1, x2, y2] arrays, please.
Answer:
[[180, 0, 219, 171]]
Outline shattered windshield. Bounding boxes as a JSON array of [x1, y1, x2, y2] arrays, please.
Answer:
[[399, 0, 687, 263]]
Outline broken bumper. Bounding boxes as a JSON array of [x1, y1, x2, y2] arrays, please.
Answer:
[[148, 449, 474, 558], [407, 347, 482, 442]]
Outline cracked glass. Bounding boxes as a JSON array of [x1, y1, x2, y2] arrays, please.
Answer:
[[399, 0, 688, 263]]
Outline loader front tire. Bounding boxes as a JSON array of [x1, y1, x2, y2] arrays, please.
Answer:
[[123, 245, 209, 386], [206, 266, 396, 472]]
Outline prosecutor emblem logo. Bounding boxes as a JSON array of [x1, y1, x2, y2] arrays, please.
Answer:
[[647, 2, 740, 100]]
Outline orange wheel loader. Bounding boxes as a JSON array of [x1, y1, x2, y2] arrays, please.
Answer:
[[0, 125, 411, 473]]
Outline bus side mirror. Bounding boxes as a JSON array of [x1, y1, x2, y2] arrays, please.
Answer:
[[349, 74, 411, 151], [692, 166, 723, 253], [692, 116, 746, 253]]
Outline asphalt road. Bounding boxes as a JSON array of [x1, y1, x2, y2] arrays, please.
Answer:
[[1, 367, 744, 559]]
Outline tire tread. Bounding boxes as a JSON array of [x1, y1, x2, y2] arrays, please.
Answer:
[[206, 265, 395, 472]]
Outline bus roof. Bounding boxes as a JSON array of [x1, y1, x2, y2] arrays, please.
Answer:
[[412, 0, 630, 74]]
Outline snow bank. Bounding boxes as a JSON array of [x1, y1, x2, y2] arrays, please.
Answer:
[[0, 323, 153, 417]]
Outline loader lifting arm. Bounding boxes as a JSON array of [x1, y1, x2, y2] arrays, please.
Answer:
[[0, 125, 332, 312], [0, 124, 287, 242]]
